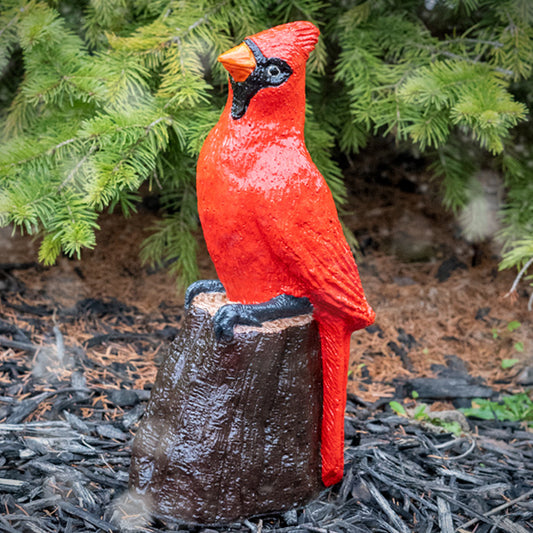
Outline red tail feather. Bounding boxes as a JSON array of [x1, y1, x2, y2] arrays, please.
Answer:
[[318, 321, 352, 486]]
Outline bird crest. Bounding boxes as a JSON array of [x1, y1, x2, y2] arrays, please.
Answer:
[[250, 21, 320, 64]]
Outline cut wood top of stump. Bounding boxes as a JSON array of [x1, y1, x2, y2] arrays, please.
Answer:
[[192, 292, 314, 333]]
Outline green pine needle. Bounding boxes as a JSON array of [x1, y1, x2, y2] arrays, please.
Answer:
[[1, 0, 532, 291]]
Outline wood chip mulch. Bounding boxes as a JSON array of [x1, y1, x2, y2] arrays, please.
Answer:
[[1, 275, 532, 533], [1, 397, 532, 533]]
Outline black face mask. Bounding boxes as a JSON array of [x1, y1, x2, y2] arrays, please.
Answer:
[[230, 39, 293, 120]]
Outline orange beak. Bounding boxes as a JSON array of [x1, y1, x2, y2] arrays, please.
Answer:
[[218, 42, 256, 82]]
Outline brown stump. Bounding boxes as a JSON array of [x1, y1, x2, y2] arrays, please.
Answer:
[[129, 292, 323, 524]]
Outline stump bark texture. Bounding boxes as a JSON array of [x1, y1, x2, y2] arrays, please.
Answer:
[[129, 292, 323, 524]]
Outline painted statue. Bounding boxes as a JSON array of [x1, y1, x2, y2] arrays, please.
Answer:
[[187, 21, 375, 487]]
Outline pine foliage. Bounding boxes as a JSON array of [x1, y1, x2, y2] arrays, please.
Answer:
[[1, 0, 532, 292]]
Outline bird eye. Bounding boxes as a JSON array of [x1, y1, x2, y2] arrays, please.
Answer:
[[267, 65, 281, 77]]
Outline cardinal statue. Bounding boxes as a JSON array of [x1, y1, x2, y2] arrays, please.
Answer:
[[187, 21, 375, 487]]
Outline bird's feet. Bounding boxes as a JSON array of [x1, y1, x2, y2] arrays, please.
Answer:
[[213, 294, 313, 342], [185, 280, 225, 309], [213, 304, 263, 341]]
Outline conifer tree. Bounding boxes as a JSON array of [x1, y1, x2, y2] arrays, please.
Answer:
[[1, 0, 532, 298]]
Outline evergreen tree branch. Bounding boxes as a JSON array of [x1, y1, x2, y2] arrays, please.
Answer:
[[58, 144, 97, 190], [504, 256, 533, 299], [111, 116, 171, 174], [446, 37, 504, 48], [170, 1, 229, 41], [1, 0, 532, 293], [0, 11, 20, 39], [50, 138, 77, 154], [413, 44, 515, 77]]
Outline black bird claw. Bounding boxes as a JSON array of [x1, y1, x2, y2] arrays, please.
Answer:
[[213, 304, 263, 342], [185, 280, 225, 309]]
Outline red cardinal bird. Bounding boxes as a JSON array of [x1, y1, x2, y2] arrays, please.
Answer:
[[190, 21, 375, 487]]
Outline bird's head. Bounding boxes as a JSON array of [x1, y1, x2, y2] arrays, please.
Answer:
[[217, 21, 319, 125]]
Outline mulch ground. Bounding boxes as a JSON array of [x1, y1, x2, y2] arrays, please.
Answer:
[[1, 145, 532, 531]]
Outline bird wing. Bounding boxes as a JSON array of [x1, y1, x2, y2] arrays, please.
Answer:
[[255, 166, 374, 330]]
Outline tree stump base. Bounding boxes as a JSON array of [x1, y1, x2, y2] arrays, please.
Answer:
[[129, 292, 323, 524]]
